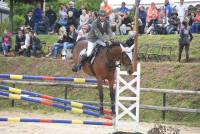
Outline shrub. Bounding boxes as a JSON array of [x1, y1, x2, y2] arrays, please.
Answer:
[[13, 15, 24, 31], [0, 21, 9, 36]]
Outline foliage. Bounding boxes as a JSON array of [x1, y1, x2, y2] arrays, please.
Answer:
[[0, 21, 9, 37], [76, 0, 101, 11], [13, 15, 25, 31]]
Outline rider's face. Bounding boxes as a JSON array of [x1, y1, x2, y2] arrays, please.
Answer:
[[99, 16, 106, 22]]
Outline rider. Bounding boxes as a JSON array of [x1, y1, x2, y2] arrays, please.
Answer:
[[72, 10, 112, 72]]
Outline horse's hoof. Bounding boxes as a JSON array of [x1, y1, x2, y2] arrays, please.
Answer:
[[112, 111, 116, 116], [72, 67, 78, 72]]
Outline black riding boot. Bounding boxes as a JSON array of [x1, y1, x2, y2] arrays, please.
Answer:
[[72, 55, 87, 72]]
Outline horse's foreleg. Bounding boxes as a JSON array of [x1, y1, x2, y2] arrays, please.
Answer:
[[108, 79, 115, 115], [97, 80, 104, 115]]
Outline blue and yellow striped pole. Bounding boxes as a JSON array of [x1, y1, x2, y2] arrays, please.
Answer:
[[0, 117, 113, 126], [0, 90, 106, 119], [0, 74, 97, 84], [0, 85, 112, 116]]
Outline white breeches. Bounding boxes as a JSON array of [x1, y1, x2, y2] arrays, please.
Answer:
[[80, 40, 106, 57]]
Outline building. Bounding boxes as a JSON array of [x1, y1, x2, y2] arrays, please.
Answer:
[[108, 0, 200, 9], [0, 0, 9, 23]]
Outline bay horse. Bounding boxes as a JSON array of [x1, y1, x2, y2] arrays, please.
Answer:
[[72, 40, 134, 115]]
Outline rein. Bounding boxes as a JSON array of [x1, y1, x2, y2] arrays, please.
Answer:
[[106, 46, 121, 68]]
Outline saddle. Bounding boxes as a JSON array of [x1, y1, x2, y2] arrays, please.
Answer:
[[87, 44, 105, 64]]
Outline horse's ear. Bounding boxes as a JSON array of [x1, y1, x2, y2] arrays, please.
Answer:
[[120, 44, 125, 52]]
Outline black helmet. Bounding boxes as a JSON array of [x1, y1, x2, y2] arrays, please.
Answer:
[[98, 10, 106, 16], [172, 11, 178, 16]]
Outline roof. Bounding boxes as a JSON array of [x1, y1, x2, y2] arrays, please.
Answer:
[[0, 1, 9, 14]]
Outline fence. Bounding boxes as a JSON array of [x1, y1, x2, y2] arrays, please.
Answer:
[[0, 79, 200, 120]]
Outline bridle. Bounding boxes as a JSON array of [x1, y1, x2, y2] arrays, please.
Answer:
[[121, 51, 133, 66], [106, 45, 132, 68]]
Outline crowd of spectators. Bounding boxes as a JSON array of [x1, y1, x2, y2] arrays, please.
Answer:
[[138, 0, 200, 35], [0, 0, 199, 59]]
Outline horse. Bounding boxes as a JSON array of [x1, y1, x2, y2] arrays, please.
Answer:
[[72, 40, 134, 115]]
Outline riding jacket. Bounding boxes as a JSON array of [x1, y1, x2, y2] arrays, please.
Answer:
[[87, 18, 112, 43]]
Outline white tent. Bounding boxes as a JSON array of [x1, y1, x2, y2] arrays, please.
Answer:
[[108, 0, 200, 8]]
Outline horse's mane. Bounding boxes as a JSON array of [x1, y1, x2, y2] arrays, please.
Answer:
[[110, 41, 126, 47]]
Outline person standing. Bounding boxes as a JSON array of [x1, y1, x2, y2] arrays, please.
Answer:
[[46, 5, 57, 32], [175, 0, 188, 24], [139, 6, 147, 34], [146, 2, 159, 27], [100, 0, 112, 19], [33, 4, 42, 33], [191, 9, 200, 33], [119, 2, 129, 13], [25, 11, 34, 30], [165, 0, 172, 20], [178, 21, 193, 63]]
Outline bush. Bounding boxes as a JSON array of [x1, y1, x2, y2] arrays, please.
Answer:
[[76, 0, 101, 11], [13, 15, 24, 31], [0, 21, 9, 36]]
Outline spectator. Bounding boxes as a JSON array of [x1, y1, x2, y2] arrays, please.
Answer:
[[25, 11, 34, 30], [54, 4, 68, 33], [191, 9, 200, 33], [46, 27, 68, 59], [159, 6, 166, 24], [146, 14, 160, 34], [120, 12, 132, 35], [37, 12, 49, 34], [165, 0, 172, 19], [119, 2, 129, 13], [67, 10, 78, 29], [79, 4, 86, 16], [110, 13, 122, 35], [100, 0, 112, 18], [30, 33, 42, 57], [147, 2, 159, 26], [186, 12, 194, 28], [77, 9, 89, 32], [67, 1, 79, 19], [178, 21, 193, 62], [62, 25, 78, 59], [15, 30, 25, 52], [79, 9, 89, 26], [88, 11, 97, 24], [139, 6, 147, 34], [33, 4, 42, 33], [46, 5, 57, 32], [1, 31, 12, 56], [20, 30, 34, 57], [175, 0, 188, 23], [76, 24, 89, 41], [165, 11, 180, 34]]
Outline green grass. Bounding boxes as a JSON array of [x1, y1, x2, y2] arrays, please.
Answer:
[[9, 34, 200, 62]]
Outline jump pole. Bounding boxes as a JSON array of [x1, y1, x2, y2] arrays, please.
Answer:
[[0, 74, 109, 84], [0, 117, 112, 126], [0, 85, 112, 115], [0, 90, 111, 120]]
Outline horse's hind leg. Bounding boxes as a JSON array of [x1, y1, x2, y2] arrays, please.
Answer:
[[97, 79, 104, 115], [108, 78, 115, 115]]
